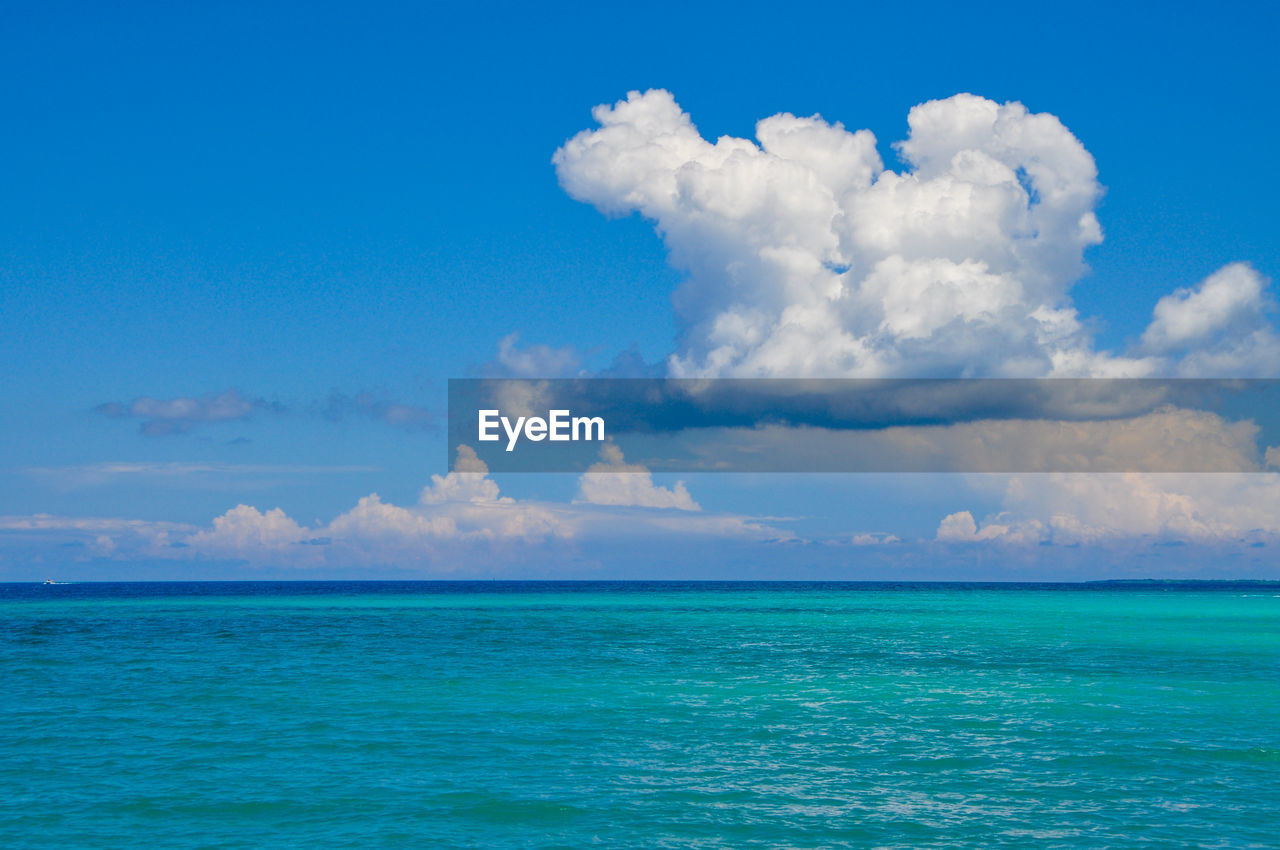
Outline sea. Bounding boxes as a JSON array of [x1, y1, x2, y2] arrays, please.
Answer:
[[2, 581, 1278, 848]]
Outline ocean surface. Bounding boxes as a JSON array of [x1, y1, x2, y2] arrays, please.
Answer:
[[2, 581, 1278, 848]]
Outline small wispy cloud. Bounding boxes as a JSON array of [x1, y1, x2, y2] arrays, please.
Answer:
[[22, 462, 380, 488], [318, 391, 435, 431], [480, 333, 582, 378], [96, 387, 436, 435], [0, 514, 197, 533], [95, 389, 281, 436], [850, 532, 901, 545]]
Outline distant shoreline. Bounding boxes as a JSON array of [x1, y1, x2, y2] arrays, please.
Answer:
[[6, 578, 1278, 588]]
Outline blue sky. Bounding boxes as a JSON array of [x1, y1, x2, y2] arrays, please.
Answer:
[[3, 1, 1279, 578]]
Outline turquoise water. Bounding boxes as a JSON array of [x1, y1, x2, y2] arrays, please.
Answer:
[[3, 581, 1279, 848]]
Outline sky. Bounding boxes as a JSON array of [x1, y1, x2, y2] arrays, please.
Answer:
[[2, 1, 1279, 579]]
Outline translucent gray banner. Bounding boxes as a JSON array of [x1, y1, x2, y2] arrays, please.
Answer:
[[447, 379, 1280, 473]]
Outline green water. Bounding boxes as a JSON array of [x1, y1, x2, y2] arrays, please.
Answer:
[[2, 581, 1278, 847]]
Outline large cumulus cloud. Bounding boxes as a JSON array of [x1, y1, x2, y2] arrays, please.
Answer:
[[552, 89, 1280, 550], [554, 89, 1278, 379]]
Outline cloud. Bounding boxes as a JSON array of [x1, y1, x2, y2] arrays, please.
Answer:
[[650, 405, 1266, 473], [1140, 263, 1280, 375], [937, 511, 1005, 542], [187, 446, 574, 566], [319, 390, 435, 431], [554, 90, 1279, 379], [35, 92, 1280, 571], [554, 89, 1280, 552], [0, 513, 196, 559], [0, 514, 194, 534], [577, 444, 699, 510], [481, 333, 582, 378], [188, 505, 310, 554], [96, 389, 278, 435], [456, 377, 1279, 475], [937, 472, 1280, 545], [850, 532, 900, 545], [22, 462, 379, 488], [100, 387, 437, 435], [13, 446, 787, 570]]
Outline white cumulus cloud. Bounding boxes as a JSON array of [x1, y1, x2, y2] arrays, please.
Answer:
[[577, 444, 700, 510], [131, 446, 783, 569], [554, 89, 1279, 379], [189, 505, 311, 554], [186, 446, 574, 566], [1140, 263, 1280, 375], [484, 333, 582, 378], [557, 89, 1280, 551], [937, 472, 1280, 545]]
